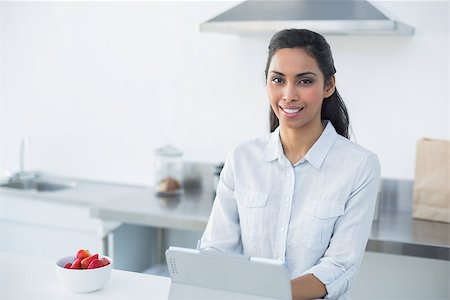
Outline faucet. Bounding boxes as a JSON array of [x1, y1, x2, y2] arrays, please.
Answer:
[[19, 136, 31, 175], [10, 136, 37, 184]]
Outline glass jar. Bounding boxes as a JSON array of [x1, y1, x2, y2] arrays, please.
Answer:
[[154, 145, 183, 196]]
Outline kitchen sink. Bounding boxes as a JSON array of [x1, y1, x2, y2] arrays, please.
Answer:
[[0, 177, 76, 192], [1, 140, 76, 192]]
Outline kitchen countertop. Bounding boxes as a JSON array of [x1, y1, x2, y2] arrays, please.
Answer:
[[367, 211, 449, 260], [0, 251, 170, 300], [90, 177, 450, 261], [91, 187, 214, 231], [366, 179, 449, 260], [0, 175, 146, 207], [1, 171, 448, 261], [88, 162, 216, 231]]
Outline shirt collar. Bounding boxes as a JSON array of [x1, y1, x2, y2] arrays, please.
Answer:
[[263, 121, 338, 169], [304, 121, 338, 169], [263, 127, 282, 163]]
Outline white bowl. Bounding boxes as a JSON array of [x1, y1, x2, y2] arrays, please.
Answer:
[[55, 255, 113, 293]]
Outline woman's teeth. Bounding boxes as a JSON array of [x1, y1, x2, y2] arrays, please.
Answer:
[[281, 107, 303, 114]]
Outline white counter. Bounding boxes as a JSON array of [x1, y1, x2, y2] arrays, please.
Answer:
[[0, 251, 171, 300]]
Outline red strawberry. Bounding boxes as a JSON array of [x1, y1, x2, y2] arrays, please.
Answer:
[[64, 262, 72, 269], [100, 257, 110, 266], [76, 249, 91, 260], [70, 258, 82, 269], [87, 259, 103, 269], [81, 254, 98, 269]]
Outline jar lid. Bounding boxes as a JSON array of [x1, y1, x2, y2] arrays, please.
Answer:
[[155, 144, 183, 157]]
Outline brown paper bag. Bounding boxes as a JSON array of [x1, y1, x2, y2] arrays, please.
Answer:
[[413, 138, 450, 223]]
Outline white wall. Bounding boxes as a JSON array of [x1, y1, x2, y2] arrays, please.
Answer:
[[329, 0, 449, 180], [0, 3, 4, 176], [0, 1, 448, 185]]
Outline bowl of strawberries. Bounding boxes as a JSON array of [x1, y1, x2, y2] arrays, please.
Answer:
[[55, 249, 113, 293]]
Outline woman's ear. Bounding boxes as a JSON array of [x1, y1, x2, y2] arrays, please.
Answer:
[[324, 75, 336, 98]]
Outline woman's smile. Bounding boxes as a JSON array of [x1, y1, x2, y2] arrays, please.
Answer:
[[279, 105, 305, 118]]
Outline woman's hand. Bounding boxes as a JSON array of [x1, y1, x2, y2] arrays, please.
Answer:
[[290, 273, 327, 300]]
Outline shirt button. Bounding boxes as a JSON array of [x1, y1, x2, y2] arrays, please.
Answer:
[[285, 197, 289, 202], [280, 227, 285, 232]]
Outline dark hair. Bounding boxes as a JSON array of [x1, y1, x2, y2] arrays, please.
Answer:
[[265, 29, 349, 139]]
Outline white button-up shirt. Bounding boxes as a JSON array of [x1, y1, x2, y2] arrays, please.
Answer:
[[200, 121, 381, 299]]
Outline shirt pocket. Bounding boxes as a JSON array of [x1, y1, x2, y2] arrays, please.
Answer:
[[304, 201, 345, 250], [307, 201, 345, 219], [234, 189, 269, 238]]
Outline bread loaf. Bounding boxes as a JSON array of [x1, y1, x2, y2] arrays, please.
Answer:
[[158, 177, 181, 193]]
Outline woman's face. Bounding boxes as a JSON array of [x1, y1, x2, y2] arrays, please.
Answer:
[[266, 47, 335, 132]]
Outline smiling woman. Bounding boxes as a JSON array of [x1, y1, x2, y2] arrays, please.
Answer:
[[266, 47, 336, 164], [200, 29, 381, 300], [265, 30, 349, 141]]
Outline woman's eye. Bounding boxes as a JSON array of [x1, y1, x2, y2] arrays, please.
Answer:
[[272, 77, 284, 83], [298, 79, 313, 85]]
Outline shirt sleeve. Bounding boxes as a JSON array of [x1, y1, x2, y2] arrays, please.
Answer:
[[199, 149, 243, 253], [302, 153, 381, 299]]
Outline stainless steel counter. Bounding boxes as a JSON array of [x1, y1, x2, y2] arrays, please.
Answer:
[[3, 166, 446, 261], [90, 187, 214, 231], [90, 163, 216, 231], [366, 179, 449, 260], [91, 175, 449, 261]]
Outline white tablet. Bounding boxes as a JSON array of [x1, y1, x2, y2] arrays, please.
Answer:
[[165, 246, 292, 300]]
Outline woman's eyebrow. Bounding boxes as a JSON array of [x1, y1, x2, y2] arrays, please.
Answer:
[[270, 70, 317, 77]]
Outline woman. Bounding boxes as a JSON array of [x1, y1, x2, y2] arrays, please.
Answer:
[[200, 29, 381, 300]]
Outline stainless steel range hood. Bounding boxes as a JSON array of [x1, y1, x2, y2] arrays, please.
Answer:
[[200, 0, 414, 35]]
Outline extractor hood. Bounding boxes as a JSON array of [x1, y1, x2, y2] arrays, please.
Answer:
[[200, 0, 414, 35]]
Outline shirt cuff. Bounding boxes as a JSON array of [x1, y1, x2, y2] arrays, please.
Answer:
[[302, 261, 357, 299]]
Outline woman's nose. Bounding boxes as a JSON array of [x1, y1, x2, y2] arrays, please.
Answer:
[[283, 83, 299, 102]]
